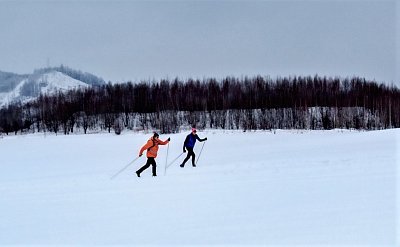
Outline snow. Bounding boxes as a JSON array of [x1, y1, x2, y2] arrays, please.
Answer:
[[0, 71, 88, 107], [36, 71, 88, 92], [0, 129, 397, 245]]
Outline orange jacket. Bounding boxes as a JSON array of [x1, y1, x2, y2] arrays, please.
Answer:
[[139, 137, 169, 158]]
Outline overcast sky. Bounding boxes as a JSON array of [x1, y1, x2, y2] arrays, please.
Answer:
[[0, 0, 398, 85]]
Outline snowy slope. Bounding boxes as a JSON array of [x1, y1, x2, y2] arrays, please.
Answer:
[[34, 71, 89, 92], [0, 130, 397, 245], [0, 71, 88, 107]]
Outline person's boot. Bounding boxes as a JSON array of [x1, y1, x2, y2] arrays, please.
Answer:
[[180, 164, 184, 168], [136, 171, 140, 177], [192, 164, 196, 167]]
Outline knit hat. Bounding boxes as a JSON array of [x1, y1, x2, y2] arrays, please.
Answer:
[[153, 132, 159, 138]]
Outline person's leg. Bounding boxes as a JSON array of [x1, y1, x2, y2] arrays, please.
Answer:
[[149, 158, 157, 176], [190, 149, 196, 166], [181, 148, 193, 167], [136, 158, 151, 176]]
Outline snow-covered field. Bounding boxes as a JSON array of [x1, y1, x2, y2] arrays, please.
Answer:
[[0, 129, 398, 245]]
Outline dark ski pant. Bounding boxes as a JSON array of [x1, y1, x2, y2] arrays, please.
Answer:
[[137, 157, 157, 176], [182, 147, 195, 166]]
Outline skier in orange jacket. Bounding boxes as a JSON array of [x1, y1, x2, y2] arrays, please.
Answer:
[[136, 132, 170, 177]]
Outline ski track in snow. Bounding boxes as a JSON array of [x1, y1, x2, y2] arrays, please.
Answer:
[[0, 129, 397, 245]]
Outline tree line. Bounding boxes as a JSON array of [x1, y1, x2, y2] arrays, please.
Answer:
[[0, 75, 399, 135]]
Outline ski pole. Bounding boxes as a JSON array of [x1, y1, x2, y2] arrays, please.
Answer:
[[164, 142, 170, 176], [195, 141, 206, 167], [110, 156, 141, 180], [165, 152, 184, 170]]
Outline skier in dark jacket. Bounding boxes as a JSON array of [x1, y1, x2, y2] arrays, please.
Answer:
[[180, 128, 207, 167]]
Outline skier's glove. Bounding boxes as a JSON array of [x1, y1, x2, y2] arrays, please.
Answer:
[[183, 149, 186, 153], [205, 137, 208, 141], [139, 154, 143, 157], [167, 137, 171, 141]]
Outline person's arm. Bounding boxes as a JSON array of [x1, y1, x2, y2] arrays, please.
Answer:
[[139, 140, 152, 156], [196, 135, 207, 142], [183, 135, 189, 152], [157, 138, 170, 145]]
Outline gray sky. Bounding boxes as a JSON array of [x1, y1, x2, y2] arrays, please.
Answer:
[[0, 0, 398, 85]]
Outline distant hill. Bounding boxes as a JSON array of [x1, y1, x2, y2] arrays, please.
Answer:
[[33, 65, 105, 87], [0, 66, 105, 108]]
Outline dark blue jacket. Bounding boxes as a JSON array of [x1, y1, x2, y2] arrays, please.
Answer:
[[183, 133, 206, 151]]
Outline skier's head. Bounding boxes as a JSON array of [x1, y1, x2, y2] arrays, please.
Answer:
[[153, 132, 159, 139], [191, 128, 197, 134]]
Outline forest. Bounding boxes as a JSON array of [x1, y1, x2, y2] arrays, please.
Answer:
[[0, 75, 399, 135]]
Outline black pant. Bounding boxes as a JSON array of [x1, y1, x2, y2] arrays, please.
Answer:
[[182, 147, 195, 166], [137, 157, 157, 176]]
